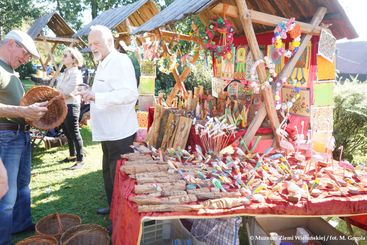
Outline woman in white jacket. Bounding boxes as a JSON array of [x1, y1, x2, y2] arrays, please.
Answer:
[[57, 47, 85, 169]]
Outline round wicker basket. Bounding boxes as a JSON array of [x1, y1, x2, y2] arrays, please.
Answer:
[[15, 234, 58, 245], [20, 86, 67, 130], [59, 224, 110, 245], [35, 213, 82, 240]]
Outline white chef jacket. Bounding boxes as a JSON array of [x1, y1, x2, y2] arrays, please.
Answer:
[[90, 50, 138, 141]]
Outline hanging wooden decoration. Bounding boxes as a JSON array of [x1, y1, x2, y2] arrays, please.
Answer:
[[281, 87, 310, 116], [214, 56, 223, 78], [318, 28, 336, 62], [211, 77, 226, 98], [222, 47, 236, 79], [311, 106, 334, 132], [234, 46, 247, 79], [203, 17, 235, 58]]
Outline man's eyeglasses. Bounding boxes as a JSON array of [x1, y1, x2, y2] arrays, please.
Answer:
[[15, 41, 32, 62]]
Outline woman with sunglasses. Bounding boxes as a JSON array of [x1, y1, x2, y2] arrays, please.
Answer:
[[57, 47, 85, 169]]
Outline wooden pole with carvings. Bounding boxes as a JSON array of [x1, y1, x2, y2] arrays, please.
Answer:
[[241, 6, 327, 147], [234, 0, 281, 147]]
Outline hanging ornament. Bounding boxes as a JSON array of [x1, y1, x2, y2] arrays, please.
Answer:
[[203, 17, 235, 58], [249, 56, 277, 94], [272, 18, 301, 58]]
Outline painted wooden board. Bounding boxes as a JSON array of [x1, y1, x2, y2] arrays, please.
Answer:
[[313, 82, 334, 106], [282, 87, 311, 116]]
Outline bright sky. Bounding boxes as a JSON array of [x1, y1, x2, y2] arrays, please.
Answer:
[[338, 0, 367, 42]]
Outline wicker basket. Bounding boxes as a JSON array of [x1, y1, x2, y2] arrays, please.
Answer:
[[20, 86, 67, 130], [15, 234, 58, 245], [36, 213, 82, 240], [59, 224, 110, 245]]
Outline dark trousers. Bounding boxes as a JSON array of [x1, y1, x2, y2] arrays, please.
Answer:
[[62, 104, 84, 161], [101, 133, 135, 206]]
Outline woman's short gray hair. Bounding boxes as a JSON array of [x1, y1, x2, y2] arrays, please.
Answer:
[[89, 25, 114, 48]]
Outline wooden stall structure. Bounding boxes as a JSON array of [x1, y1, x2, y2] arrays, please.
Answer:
[[27, 12, 86, 85], [74, 0, 159, 48], [132, 0, 357, 150]]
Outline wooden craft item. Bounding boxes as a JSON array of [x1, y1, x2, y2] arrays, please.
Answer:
[[188, 190, 242, 200], [281, 87, 310, 116], [311, 106, 333, 132], [134, 180, 186, 194], [135, 171, 178, 179], [313, 83, 334, 106], [121, 153, 153, 161], [161, 190, 188, 197], [170, 116, 193, 149], [121, 164, 168, 175], [161, 112, 180, 149], [130, 194, 197, 205], [138, 204, 199, 213], [156, 109, 171, 148], [123, 160, 161, 166], [201, 197, 248, 209], [146, 105, 166, 147], [136, 174, 182, 184]]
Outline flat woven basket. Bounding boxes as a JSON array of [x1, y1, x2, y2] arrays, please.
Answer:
[[59, 224, 110, 245], [36, 213, 82, 241], [15, 234, 58, 245], [20, 86, 67, 130]]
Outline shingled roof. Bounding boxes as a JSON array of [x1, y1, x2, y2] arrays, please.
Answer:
[[27, 12, 85, 46], [132, 0, 358, 40], [74, 0, 158, 43]]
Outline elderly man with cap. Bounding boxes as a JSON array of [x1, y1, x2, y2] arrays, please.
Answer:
[[0, 30, 48, 244]]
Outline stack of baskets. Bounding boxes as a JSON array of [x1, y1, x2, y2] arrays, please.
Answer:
[[16, 213, 110, 245]]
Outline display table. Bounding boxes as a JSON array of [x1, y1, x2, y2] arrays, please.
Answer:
[[110, 160, 367, 245]]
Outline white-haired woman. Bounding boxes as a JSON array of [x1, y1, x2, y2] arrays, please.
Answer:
[[57, 47, 85, 169]]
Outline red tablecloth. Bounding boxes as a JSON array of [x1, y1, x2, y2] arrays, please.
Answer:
[[111, 160, 367, 245]]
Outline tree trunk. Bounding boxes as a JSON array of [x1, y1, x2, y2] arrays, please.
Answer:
[[91, 0, 98, 19]]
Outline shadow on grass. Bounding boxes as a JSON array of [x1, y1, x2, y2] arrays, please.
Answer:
[[12, 170, 109, 243]]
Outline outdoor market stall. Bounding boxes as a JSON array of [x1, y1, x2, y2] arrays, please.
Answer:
[[27, 12, 86, 86], [110, 0, 363, 244]]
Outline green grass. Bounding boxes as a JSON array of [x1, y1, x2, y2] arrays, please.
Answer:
[[12, 125, 108, 243], [12, 79, 109, 243]]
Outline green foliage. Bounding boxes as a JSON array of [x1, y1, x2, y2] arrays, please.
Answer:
[[0, 0, 41, 35], [333, 81, 367, 163], [155, 62, 212, 96], [185, 62, 212, 92], [16, 62, 35, 79]]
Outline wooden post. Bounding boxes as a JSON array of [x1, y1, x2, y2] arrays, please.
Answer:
[[42, 36, 57, 69], [44, 43, 58, 67], [235, 0, 281, 146], [238, 2, 327, 148]]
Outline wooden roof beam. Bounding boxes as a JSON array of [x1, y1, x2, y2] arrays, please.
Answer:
[[140, 30, 203, 46], [36, 36, 80, 44], [212, 3, 322, 35]]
